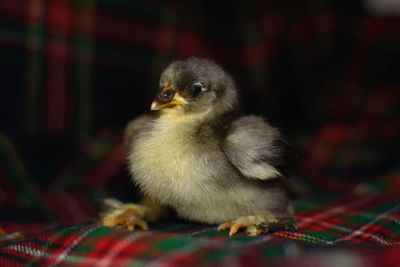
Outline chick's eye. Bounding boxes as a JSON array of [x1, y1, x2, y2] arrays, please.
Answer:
[[190, 84, 203, 98]]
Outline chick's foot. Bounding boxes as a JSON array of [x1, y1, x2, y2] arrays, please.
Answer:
[[100, 198, 149, 231], [218, 215, 296, 236]]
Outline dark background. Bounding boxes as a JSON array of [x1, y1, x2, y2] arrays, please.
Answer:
[[3, 1, 398, 136], [0, 0, 399, 221]]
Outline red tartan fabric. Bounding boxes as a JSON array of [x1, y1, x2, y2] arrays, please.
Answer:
[[0, 189, 399, 266], [0, 0, 400, 266]]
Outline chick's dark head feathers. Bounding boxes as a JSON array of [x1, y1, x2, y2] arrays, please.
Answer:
[[151, 57, 239, 117]]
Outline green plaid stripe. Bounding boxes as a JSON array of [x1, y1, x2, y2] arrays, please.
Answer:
[[1, 187, 399, 266], [24, 0, 95, 139]]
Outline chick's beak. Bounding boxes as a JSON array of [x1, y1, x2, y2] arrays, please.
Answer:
[[150, 88, 188, 111]]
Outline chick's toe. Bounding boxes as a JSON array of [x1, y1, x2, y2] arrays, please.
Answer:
[[218, 215, 294, 236], [101, 203, 149, 231]]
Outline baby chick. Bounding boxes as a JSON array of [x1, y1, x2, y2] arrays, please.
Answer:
[[101, 57, 295, 236]]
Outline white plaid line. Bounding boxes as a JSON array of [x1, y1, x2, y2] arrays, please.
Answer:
[[331, 203, 400, 246], [6, 227, 98, 265], [49, 225, 100, 267], [6, 244, 108, 265], [299, 216, 398, 245], [95, 231, 148, 267], [340, 209, 400, 225], [7, 244, 52, 259], [296, 196, 373, 228], [276, 231, 333, 245]]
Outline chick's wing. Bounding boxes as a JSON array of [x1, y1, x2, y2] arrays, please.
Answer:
[[222, 115, 291, 180]]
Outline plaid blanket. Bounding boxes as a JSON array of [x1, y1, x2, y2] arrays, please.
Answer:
[[1, 0, 399, 266], [0, 188, 399, 266], [0, 132, 399, 266]]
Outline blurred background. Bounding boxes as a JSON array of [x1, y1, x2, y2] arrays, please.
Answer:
[[0, 0, 399, 221]]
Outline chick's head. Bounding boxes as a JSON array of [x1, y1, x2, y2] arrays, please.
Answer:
[[151, 57, 239, 118]]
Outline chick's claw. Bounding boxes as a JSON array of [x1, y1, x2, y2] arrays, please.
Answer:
[[101, 201, 149, 231], [246, 225, 264, 236], [218, 215, 290, 236], [218, 222, 263, 236]]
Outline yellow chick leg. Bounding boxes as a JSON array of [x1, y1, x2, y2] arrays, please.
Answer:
[[100, 197, 167, 231], [218, 215, 296, 236]]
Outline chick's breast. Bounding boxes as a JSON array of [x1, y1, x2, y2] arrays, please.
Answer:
[[128, 118, 289, 224]]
